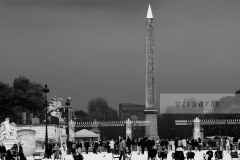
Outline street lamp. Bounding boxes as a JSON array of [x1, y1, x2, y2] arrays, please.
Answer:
[[43, 84, 49, 158], [65, 97, 72, 142]]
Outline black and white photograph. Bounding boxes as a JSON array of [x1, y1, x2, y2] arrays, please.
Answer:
[[1, 0, 240, 160]]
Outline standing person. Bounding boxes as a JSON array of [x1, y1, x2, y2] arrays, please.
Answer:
[[148, 145, 157, 160], [178, 139, 182, 148], [171, 140, 175, 151], [46, 140, 52, 159], [230, 137, 233, 152], [18, 142, 26, 160], [0, 143, 6, 160], [191, 139, 195, 152], [137, 138, 141, 155], [226, 138, 230, 153], [174, 138, 178, 151], [233, 135, 239, 151], [126, 137, 132, 153], [93, 141, 99, 154], [194, 139, 199, 152], [106, 140, 110, 153], [84, 140, 89, 154], [77, 141, 82, 153], [151, 138, 156, 148], [72, 143, 77, 154], [98, 139, 103, 153], [158, 145, 168, 160], [67, 140, 72, 155], [52, 142, 60, 160], [119, 138, 126, 160], [214, 148, 223, 160], [146, 137, 152, 152], [188, 139, 192, 151], [140, 137, 146, 155], [182, 138, 187, 151], [11, 144, 18, 160], [109, 139, 115, 153], [59, 143, 67, 160], [168, 139, 172, 151], [198, 137, 202, 152]]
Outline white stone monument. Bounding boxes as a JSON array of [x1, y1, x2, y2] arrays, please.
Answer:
[[0, 118, 20, 149], [193, 117, 201, 139]]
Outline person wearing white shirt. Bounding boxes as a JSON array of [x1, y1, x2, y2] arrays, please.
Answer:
[[59, 143, 67, 160], [109, 139, 115, 153]]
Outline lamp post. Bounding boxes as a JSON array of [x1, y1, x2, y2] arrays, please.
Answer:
[[65, 97, 72, 142], [43, 84, 49, 158]]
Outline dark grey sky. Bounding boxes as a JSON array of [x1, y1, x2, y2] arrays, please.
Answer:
[[1, 0, 240, 112]]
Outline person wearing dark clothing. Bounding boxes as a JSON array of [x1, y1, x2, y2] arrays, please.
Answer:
[[151, 139, 155, 147], [5, 149, 14, 160], [126, 137, 132, 153], [158, 145, 168, 160], [67, 141, 72, 155], [84, 140, 89, 154], [71, 143, 77, 155], [186, 148, 195, 160], [18, 143, 26, 160], [198, 138, 202, 151], [194, 140, 199, 151], [140, 138, 146, 154], [148, 146, 157, 160], [77, 141, 82, 152], [191, 139, 195, 151], [0, 143, 6, 160], [206, 148, 213, 160], [214, 148, 223, 160], [106, 140, 110, 153], [233, 136, 239, 151], [47, 141, 53, 159], [146, 137, 153, 151], [93, 141, 99, 154], [174, 138, 179, 151]]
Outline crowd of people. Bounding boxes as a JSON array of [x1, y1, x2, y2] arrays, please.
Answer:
[[0, 136, 239, 160], [0, 142, 26, 160]]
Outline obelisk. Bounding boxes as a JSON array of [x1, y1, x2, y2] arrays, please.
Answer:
[[144, 4, 159, 139]]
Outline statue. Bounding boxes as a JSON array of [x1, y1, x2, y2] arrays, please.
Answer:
[[0, 118, 19, 141], [48, 97, 64, 119]]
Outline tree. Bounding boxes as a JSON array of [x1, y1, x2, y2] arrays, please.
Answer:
[[86, 97, 121, 140], [74, 110, 88, 121], [12, 76, 45, 115], [87, 97, 119, 121], [0, 81, 17, 122]]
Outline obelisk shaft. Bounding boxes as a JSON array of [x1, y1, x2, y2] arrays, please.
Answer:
[[146, 14, 155, 110], [144, 4, 158, 139]]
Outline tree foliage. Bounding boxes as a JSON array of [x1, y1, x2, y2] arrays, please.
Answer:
[[87, 97, 119, 121], [12, 76, 45, 114], [0, 76, 45, 122], [75, 97, 121, 140]]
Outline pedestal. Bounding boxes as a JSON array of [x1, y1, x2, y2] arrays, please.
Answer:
[[144, 110, 159, 139], [2, 140, 20, 150]]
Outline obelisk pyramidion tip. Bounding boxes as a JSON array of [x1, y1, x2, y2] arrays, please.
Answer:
[[147, 4, 153, 18]]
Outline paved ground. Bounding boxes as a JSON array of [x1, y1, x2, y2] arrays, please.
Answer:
[[27, 150, 234, 160]]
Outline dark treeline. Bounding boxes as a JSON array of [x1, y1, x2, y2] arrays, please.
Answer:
[[0, 76, 45, 123]]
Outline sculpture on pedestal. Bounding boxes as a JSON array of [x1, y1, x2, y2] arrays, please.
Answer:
[[0, 118, 19, 141], [48, 97, 64, 119]]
